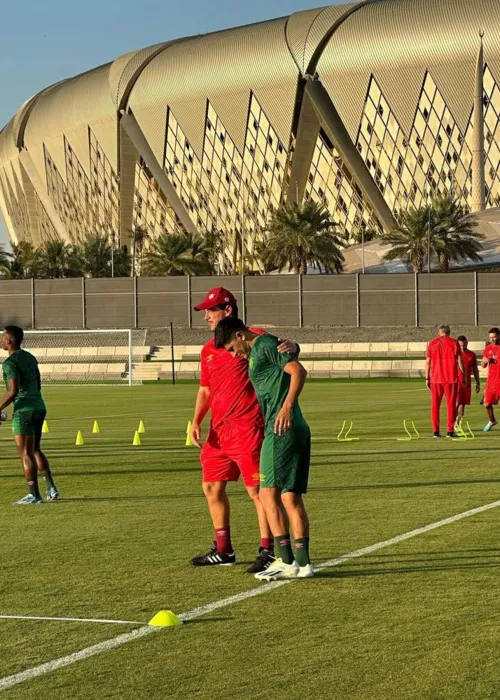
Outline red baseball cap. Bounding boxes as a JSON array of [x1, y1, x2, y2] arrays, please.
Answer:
[[194, 287, 237, 311]]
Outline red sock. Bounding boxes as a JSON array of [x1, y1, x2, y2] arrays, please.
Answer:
[[260, 538, 274, 551], [215, 527, 233, 554]]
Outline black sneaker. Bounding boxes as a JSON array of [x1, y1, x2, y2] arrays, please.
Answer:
[[433, 432, 442, 438], [191, 542, 236, 567], [446, 431, 458, 439], [246, 547, 275, 574]]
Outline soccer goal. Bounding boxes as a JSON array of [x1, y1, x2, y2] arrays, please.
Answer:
[[14, 329, 149, 385]]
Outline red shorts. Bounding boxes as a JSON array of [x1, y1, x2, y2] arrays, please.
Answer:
[[457, 383, 472, 406], [484, 386, 500, 406], [201, 420, 264, 487]]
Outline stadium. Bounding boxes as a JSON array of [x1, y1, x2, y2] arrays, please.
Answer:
[[3, 2, 500, 699], [2, 0, 500, 273]]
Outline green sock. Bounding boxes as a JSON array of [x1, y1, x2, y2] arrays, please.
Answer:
[[274, 534, 294, 565], [28, 479, 41, 499], [294, 537, 310, 567], [42, 471, 56, 489]]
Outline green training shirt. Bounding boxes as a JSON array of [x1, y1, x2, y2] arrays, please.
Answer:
[[248, 334, 306, 431], [2, 349, 46, 413]]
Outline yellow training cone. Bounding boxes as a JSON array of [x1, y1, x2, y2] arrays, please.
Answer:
[[133, 431, 141, 446], [138, 420, 145, 434], [75, 431, 84, 446], [185, 421, 193, 447], [92, 421, 100, 434], [42, 420, 49, 434], [148, 610, 182, 627]]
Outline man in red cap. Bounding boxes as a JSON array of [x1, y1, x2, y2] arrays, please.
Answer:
[[190, 287, 298, 572]]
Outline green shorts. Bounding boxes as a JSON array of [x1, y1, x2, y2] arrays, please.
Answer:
[[12, 410, 47, 439], [259, 424, 311, 494]]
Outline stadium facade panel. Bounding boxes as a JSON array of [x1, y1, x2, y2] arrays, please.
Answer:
[[0, 0, 499, 273]]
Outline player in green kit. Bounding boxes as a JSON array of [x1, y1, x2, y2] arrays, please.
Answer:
[[215, 317, 313, 580], [0, 326, 58, 504]]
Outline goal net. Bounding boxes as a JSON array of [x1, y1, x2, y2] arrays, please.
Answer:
[[7, 329, 149, 385]]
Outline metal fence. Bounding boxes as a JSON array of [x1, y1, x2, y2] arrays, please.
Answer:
[[0, 273, 496, 329]]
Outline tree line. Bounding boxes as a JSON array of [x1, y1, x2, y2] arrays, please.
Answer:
[[0, 191, 485, 278]]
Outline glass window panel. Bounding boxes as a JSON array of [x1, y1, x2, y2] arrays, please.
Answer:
[[379, 95, 389, 125], [214, 136, 223, 159], [433, 91, 445, 120], [370, 80, 381, 104], [484, 68, 495, 97], [429, 110, 440, 135], [486, 108, 497, 133], [318, 154, 330, 180], [259, 112, 270, 136], [365, 99, 376, 123], [414, 112, 426, 138], [423, 73, 436, 101], [491, 85, 500, 114], [379, 151, 390, 173], [433, 148, 444, 171], [257, 130, 267, 154], [374, 115, 384, 140]]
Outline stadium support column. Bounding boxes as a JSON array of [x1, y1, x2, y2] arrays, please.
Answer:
[[119, 112, 197, 236], [18, 151, 69, 243], [472, 32, 486, 212], [118, 124, 139, 248], [287, 82, 321, 203], [300, 78, 396, 233]]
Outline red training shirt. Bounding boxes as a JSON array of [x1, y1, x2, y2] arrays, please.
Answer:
[[483, 344, 500, 387], [200, 327, 265, 431], [426, 336, 461, 383], [458, 349, 477, 386]]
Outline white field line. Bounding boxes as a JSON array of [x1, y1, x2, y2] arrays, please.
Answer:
[[1, 497, 500, 691], [0, 615, 142, 625]]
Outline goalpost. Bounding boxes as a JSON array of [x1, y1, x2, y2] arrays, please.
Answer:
[[15, 329, 149, 386]]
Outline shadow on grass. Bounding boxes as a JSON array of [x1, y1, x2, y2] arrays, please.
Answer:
[[0, 467, 200, 479], [315, 549, 500, 578], [56, 494, 207, 502], [308, 477, 500, 492]]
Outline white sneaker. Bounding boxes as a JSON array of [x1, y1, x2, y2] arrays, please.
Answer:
[[254, 558, 299, 581], [13, 494, 43, 505], [297, 564, 314, 578]]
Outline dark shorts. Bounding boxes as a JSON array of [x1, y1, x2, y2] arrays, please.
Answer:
[[12, 409, 46, 439], [259, 424, 311, 494]]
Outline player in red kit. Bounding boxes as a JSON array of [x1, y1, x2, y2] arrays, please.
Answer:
[[456, 335, 480, 424], [482, 327, 500, 432], [189, 287, 299, 572], [425, 325, 465, 438]]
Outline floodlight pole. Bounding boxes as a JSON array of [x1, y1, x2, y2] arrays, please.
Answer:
[[361, 227, 365, 274], [241, 229, 245, 276], [427, 183, 432, 274]]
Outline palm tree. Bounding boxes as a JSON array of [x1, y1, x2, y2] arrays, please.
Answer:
[[383, 206, 431, 273], [203, 230, 224, 272], [0, 242, 36, 279], [259, 201, 344, 274], [431, 192, 483, 272], [351, 225, 379, 245], [142, 232, 214, 276], [80, 233, 112, 278], [130, 226, 149, 276], [37, 240, 79, 278], [112, 246, 132, 278]]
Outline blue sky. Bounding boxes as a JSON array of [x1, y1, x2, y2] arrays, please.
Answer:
[[0, 0, 343, 247]]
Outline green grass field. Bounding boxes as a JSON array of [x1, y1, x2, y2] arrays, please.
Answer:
[[1, 379, 500, 699]]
